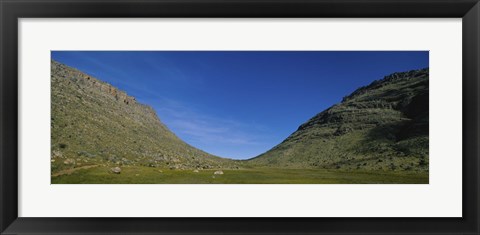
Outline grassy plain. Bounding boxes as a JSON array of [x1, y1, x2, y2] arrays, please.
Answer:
[[51, 166, 428, 184]]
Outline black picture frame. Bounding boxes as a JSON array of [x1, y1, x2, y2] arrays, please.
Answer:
[[1, 0, 479, 234]]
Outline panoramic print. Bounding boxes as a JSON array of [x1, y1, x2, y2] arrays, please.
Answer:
[[51, 51, 429, 184]]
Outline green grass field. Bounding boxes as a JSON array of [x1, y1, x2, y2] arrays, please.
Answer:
[[51, 166, 428, 184]]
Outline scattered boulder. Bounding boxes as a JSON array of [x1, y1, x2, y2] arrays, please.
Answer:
[[78, 151, 96, 158], [52, 150, 63, 158], [214, 170, 224, 175], [108, 156, 117, 161], [111, 167, 121, 174], [193, 169, 199, 173], [63, 158, 75, 165], [121, 158, 130, 164], [148, 163, 158, 167]]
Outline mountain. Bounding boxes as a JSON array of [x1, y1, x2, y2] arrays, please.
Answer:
[[51, 60, 429, 176], [51, 60, 236, 174], [248, 68, 429, 172]]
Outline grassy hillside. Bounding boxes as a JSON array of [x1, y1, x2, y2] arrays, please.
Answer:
[[51, 60, 237, 175], [248, 68, 429, 172]]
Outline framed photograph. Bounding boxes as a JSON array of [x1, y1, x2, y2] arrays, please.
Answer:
[[1, 0, 478, 234]]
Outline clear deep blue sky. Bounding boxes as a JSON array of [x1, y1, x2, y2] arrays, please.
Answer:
[[52, 51, 428, 159]]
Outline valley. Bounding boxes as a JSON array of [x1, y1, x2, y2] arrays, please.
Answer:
[[51, 60, 429, 184]]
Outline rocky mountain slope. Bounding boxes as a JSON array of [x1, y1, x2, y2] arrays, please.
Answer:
[[248, 68, 429, 172], [51, 60, 236, 174]]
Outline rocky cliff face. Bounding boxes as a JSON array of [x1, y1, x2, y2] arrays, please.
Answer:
[[249, 68, 429, 172], [51, 60, 236, 174], [52, 61, 137, 105]]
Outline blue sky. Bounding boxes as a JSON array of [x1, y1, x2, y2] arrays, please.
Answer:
[[52, 51, 428, 159]]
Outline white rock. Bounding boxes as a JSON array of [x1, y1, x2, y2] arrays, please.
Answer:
[[111, 167, 121, 174], [52, 150, 63, 158]]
